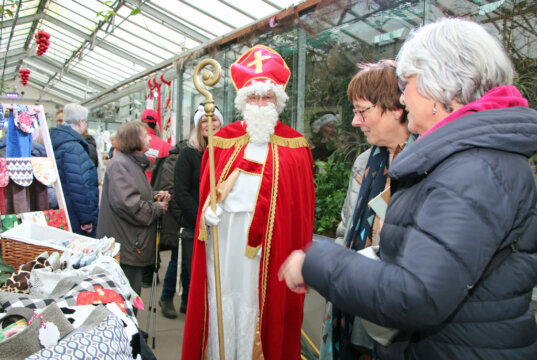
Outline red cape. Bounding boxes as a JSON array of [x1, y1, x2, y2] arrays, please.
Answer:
[[181, 121, 315, 359]]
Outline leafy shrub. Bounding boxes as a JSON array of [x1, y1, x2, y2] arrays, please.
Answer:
[[313, 154, 351, 237]]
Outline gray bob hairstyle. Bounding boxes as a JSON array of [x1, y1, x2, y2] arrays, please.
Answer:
[[396, 18, 514, 112], [63, 103, 89, 125]]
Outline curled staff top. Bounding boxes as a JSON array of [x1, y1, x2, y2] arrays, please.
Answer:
[[1, 157, 57, 187]]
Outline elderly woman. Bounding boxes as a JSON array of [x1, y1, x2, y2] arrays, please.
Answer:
[[317, 59, 415, 359], [97, 121, 170, 300], [280, 18, 537, 359]]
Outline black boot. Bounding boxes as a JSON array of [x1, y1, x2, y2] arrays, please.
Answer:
[[159, 298, 177, 319]]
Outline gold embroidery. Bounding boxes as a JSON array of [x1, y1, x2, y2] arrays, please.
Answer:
[[270, 134, 309, 148], [245, 244, 262, 258], [238, 169, 263, 177], [214, 134, 249, 149], [218, 143, 244, 185], [260, 143, 279, 320]]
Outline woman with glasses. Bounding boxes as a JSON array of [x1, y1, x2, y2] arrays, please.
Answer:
[[280, 18, 537, 359], [315, 59, 415, 359]]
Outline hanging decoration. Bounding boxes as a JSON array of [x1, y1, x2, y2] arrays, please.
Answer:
[[152, 76, 162, 132], [35, 30, 50, 56], [19, 69, 30, 86], [161, 74, 173, 144]]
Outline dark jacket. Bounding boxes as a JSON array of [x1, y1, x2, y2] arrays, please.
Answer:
[[174, 145, 202, 230], [97, 151, 163, 267], [50, 124, 99, 236], [84, 134, 98, 168], [303, 106, 537, 359], [152, 142, 185, 248]]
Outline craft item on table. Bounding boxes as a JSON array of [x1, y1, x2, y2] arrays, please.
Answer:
[[0, 273, 137, 319], [0, 214, 19, 232], [76, 285, 127, 314], [6, 106, 32, 158], [6, 157, 34, 186], [0, 303, 73, 360], [26, 314, 133, 360], [19, 211, 48, 226], [42, 209, 68, 231], [1, 256, 51, 293], [30, 158, 56, 186]]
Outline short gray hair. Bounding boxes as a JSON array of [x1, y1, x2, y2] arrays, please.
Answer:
[[63, 103, 88, 125], [397, 18, 514, 112]]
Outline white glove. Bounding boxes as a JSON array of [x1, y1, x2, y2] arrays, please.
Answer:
[[205, 204, 223, 227]]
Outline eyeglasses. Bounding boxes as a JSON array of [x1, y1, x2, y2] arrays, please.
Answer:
[[398, 77, 407, 94], [352, 104, 376, 120]]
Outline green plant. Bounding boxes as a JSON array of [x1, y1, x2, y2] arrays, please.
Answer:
[[313, 153, 351, 237], [0, 256, 15, 286], [97, 1, 140, 21], [0, 0, 16, 17]]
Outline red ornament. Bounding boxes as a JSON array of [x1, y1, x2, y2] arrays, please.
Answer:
[[35, 30, 50, 56], [19, 68, 30, 86]]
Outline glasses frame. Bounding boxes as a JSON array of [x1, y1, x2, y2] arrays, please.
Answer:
[[352, 104, 376, 120]]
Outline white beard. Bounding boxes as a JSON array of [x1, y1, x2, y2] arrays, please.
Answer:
[[243, 103, 278, 144]]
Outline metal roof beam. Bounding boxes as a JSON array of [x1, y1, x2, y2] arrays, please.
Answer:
[[42, 14, 153, 68], [0, 13, 39, 28], [24, 56, 108, 90], [219, 1, 257, 21], [123, 0, 213, 42], [24, 78, 83, 102], [180, 0, 236, 30]]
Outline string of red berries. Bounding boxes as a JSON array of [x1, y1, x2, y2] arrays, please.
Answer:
[[19, 69, 31, 86], [35, 30, 50, 56]]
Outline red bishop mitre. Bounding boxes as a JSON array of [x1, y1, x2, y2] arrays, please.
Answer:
[[230, 45, 290, 90]]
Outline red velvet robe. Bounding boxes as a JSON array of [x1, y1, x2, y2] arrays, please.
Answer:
[[181, 121, 315, 359]]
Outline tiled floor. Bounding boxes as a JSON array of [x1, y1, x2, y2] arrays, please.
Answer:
[[136, 250, 325, 359]]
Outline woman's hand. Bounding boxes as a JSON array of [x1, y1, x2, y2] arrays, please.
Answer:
[[278, 250, 308, 294], [155, 190, 171, 202]]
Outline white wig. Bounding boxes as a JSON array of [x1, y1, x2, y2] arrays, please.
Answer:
[[396, 18, 514, 111], [63, 103, 88, 125], [234, 80, 289, 115]]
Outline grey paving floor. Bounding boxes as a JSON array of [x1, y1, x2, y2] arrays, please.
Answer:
[[136, 250, 325, 360]]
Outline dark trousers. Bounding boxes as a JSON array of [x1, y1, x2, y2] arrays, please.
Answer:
[[161, 246, 178, 300], [121, 264, 143, 316]]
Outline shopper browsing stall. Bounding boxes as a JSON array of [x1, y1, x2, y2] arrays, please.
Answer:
[[97, 121, 170, 302]]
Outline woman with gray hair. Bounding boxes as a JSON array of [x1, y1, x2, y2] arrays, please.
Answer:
[[279, 18, 537, 358]]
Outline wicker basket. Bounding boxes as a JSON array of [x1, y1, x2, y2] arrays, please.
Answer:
[[0, 237, 120, 269]]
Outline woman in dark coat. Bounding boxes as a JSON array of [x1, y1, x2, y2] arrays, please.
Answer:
[[172, 105, 222, 314], [97, 121, 170, 299], [280, 18, 537, 359]]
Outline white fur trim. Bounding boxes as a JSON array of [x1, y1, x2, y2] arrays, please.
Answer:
[[194, 104, 224, 127]]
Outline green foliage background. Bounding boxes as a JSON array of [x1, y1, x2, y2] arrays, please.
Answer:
[[313, 155, 352, 237]]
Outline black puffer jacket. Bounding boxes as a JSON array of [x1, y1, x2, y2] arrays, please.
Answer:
[[304, 104, 537, 359]]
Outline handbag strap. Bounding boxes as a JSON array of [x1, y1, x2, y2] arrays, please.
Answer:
[[481, 207, 537, 281]]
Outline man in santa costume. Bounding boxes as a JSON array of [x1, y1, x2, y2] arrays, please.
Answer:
[[181, 45, 315, 359]]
